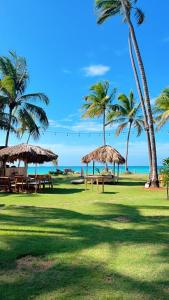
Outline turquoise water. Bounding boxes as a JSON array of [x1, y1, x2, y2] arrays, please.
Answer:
[[28, 165, 161, 175]]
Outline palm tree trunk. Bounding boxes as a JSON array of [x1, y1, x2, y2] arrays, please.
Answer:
[[103, 109, 106, 146], [128, 32, 152, 178], [125, 121, 132, 172], [120, 0, 159, 187], [5, 107, 12, 147], [103, 109, 108, 171], [27, 132, 31, 144]]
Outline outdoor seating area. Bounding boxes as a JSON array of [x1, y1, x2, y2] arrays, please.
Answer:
[[0, 174, 53, 193], [0, 143, 57, 193], [82, 145, 125, 183]]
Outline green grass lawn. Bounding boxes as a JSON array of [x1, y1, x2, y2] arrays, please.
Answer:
[[0, 174, 169, 300]]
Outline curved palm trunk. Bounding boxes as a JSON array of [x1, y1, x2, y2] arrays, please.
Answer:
[[128, 32, 152, 178], [103, 109, 108, 171], [5, 107, 13, 147], [103, 109, 106, 146], [120, 0, 159, 187], [27, 132, 31, 144], [125, 121, 132, 172]]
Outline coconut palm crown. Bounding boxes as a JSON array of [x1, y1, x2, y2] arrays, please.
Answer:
[[155, 88, 169, 130], [0, 52, 49, 146], [82, 81, 117, 146], [107, 91, 144, 172], [95, 0, 145, 25]]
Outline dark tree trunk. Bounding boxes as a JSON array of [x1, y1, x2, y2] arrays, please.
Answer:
[[128, 32, 152, 178], [5, 107, 13, 147], [27, 132, 31, 144], [125, 121, 132, 172], [103, 109, 106, 146], [103, 109, 108, 171], [120, 0, 159, 187]]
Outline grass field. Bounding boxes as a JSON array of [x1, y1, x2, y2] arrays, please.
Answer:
[[0, 174, 169, 300]]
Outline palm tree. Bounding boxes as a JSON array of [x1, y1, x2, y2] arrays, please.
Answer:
[[0, 52, 49, 146], [107, 91, 144, 172], [82, 81, 116, 146], [82, 81, 116, 170], [95, 0, 159, 187], [155, 88, 169, 130], [128, 33, 152, 177]]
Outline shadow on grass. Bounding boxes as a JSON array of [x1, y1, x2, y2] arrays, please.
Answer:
[[40, 187, 85, 194], [0, 203, 169, 299], [0, 260, 169, 300], [119, 181, 145, 186]]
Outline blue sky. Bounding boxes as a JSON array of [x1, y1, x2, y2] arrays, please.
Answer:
[[0, 0, 169, 166]]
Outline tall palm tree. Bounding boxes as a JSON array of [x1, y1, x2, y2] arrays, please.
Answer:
[[155, 88, 169, 130], [0, 52, 49, 146], [128, 33, 152, 176], [82, 81, 116, 146], [95, 0, 159, 187], [107, 91, 144, 172]]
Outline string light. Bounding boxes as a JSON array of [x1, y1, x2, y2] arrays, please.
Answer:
[[44, 130, 141, 136]]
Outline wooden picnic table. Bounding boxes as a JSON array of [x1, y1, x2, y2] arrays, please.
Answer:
[[84, 175, 105, 193]]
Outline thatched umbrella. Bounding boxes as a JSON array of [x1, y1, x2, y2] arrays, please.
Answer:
[[0, 144, 58, 175], [82, 145, 125, 176]]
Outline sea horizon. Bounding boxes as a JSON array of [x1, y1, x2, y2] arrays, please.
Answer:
[[27, 165, 162, 175]]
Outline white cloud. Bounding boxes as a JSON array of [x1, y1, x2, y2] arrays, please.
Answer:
[[71, 121, 102, 132], [37, 143, 98, 165], [49, 119, 104, 132], [83, 64, 110, 77]]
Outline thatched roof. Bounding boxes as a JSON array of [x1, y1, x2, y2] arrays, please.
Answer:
[[0, 143, 58, 164], [81, 145, 125, 165]]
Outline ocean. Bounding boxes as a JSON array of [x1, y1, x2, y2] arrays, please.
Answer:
[[27, 165, 161, 175]]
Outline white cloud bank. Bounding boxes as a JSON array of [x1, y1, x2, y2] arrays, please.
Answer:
[[83, 64, 110, 77], [37, 140, 169, 166], [49, 119, 103, 132]]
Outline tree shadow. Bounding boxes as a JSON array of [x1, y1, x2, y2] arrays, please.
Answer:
[[40, 187, 85, 194], [0, 203, 169, 299]]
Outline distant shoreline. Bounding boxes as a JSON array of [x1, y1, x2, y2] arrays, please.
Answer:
[[27, 165, 162, 175]]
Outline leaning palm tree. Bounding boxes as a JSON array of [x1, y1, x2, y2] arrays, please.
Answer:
[[155, 88, 169, 130], [82, 81, 117, 170], [95, 0, 159, 187], [0, 52, 49, 146], [107, 91, 144, 173]]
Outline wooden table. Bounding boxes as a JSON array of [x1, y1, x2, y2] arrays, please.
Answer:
[[84, 175, 105, 193]]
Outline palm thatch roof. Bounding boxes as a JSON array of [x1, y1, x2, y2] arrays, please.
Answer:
[[82, 145, 125, 165], [0, 143, 58, 164]]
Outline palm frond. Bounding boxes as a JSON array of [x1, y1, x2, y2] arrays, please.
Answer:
[[23, 103, 49, 128], [115, 122, 128, 136], [134, 8, 145, 25], [18, 93, 49, 105]]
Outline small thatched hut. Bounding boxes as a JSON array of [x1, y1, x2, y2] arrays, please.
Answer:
[[81, 145, 125, 176], [0, 144, 58, 176], [0, 143, 57, 164]]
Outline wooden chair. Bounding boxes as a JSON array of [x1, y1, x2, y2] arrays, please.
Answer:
[[36, 174, 53, 189], [0, 177, 12, 192], [14, 176, 28, 192]]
